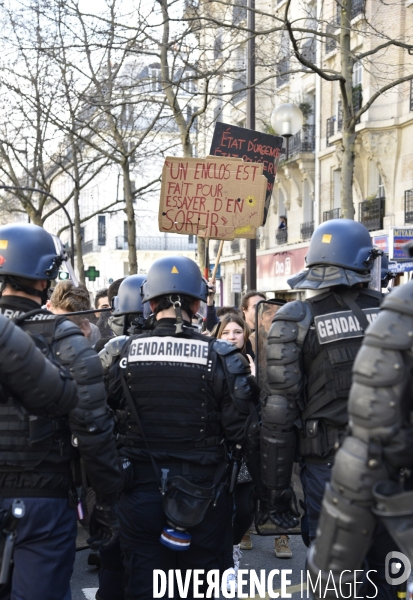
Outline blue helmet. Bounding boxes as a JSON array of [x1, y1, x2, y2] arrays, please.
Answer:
[[305, 219, 375, 272], [0, 223, 64, 280], [112, 275, 146, 315], [142, 256, 208, 302]]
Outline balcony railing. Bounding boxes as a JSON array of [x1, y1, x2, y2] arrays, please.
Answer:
[[81, 240, 102, 255], [115, 235, 197, 251], [276, 229, 288, 245], [323, 208, 341, 221], [405, 189, 413, 224], [300, 221, 314, 240], [358, 197, 385, 232], [289, 124, 316, 156]]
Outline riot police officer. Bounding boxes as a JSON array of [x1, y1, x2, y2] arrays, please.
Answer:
[[0, 223, 121, 600], [260, 219, 396, 598], [114, 256, 262, 600], [307, 279, 413, 598], [96, 274, 147, 600]]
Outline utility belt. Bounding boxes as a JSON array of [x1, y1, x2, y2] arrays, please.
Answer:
[[123, 461, 221, 492], [299, 419, 346, 462], [116, 433, 222, 450]]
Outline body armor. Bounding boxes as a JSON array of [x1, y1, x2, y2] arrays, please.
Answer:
[[308, 281, 413, 597], [116, 319, 260, 486], [0, 296, 121, 503], [262, 287, 382, 492]]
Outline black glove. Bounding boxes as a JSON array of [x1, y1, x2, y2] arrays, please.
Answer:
[[87, 504, 119, 550], [268, 487, 299, 529]]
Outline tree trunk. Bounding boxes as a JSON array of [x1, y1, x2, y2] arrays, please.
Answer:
[[340, 129, 356, 219], [339, 0, 356, 219], [122, 161, 138, 274], [73, 187, 85, 284], [158, 0, 205, 270]]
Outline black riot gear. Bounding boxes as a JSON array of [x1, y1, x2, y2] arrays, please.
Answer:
[[307, 281, 413, 598], [141, 256, 208, 302], [111, 302, 262, 598], [0, 312, 77, 417], [0, 295, 121, 504], [261, 218, 393, 598]]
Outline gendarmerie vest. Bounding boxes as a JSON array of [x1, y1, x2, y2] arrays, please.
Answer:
[[300, 288, 381, 459]]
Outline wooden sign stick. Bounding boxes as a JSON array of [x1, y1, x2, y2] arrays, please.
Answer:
[[211, 240, 224, 281], [203, 238, 210, 280]]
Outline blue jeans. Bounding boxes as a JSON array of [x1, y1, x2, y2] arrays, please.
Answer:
[[1, 497, 77, 600]]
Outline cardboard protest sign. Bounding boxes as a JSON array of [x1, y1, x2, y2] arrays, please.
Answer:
[[158, 156, 266, 240], [209, 123, 284, 224]]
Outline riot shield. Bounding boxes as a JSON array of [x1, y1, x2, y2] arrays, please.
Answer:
[[254, 299, 304, 537]]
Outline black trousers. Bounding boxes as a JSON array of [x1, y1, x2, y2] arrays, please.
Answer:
[[119, 488, 232, 600]]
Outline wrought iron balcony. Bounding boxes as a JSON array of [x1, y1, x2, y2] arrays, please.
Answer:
[[81, 240, 102, 255], [405, 189, 413, 224], [323, 208, 341, 221], [289, 125, 315, 156], [115, 235, 197, 251], [300, 221, 314, 240], [358, 197, 385, 232], [276, 229, 288, 245], [116, 236, 128, 250]]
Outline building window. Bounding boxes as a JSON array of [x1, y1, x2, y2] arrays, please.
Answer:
[[98, 215, 106, 246], [276, 56, 290, 87], [149, 67, 162, 92]]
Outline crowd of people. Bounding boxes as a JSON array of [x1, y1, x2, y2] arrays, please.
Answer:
[[0, 219, 410, 600]]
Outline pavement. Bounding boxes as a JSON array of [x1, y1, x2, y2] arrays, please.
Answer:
[[71, 531, 310, 600]]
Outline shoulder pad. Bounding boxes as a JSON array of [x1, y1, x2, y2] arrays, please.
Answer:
[[273, 300, 309, 322], [381, 280, 413, 317], [99, 336, 129, 372], [54, 317, 84, 341], [269, 301, 312, 346], [213, 338, 238, 356], [364, 309, 413, 351]]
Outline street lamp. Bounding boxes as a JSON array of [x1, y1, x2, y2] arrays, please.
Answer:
[[271, 103, 304, 160]]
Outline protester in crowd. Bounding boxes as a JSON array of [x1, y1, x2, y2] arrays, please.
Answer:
[[49, 281, 101, 346], [94, 288, 113, 338], [212, 313, 257, 588], [94, 278, 125, 352]]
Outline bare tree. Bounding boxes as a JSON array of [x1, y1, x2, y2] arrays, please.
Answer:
[[278, 0, 413, 217]]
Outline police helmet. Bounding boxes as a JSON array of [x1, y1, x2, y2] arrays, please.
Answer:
[[306, 219, 375, 272], [0, 223, 64, 280], [142, 256, 208, 302], [112, 275, 145, 315]]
